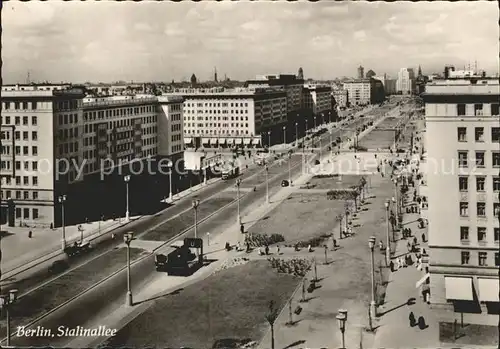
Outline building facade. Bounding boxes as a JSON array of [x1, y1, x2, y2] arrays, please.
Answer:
[[157, 95, 184, 162], [165, 87, 287, 149], [332, 88, 349, 109], [423, 77, 499, 324], [396, 68, 416, 95], [1, 85, 85, 227], [0, 85, 182, 227], [343, 78, 385, 106], [302, 84, 332, 115]]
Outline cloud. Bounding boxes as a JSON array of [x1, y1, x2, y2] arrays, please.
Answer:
[[1, 1, 498, 83]]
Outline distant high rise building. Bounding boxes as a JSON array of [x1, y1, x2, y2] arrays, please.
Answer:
[[396, 68, 416, 95], [297, 67, 304, 80], [214, 67, 218, 83], [418, 65, 423, 78], [357, 66, 365, 79], [190, 74, 197, 87]]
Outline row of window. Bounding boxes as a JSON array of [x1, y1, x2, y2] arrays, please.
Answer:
[[1, 115, 38, 126], [460, 251, 499, 267], [14, 207, 39, 220], [185, 109, 251, 115], [1, 190, 39, 200], [83, 106, 155, 121], [458, 151, 500, 167], [457, 127, 500, 142], [185, 123, 249, 128], [58, 142, 79, 155], [0, 146, 39, 158], [1, 175, 39, 187], [456, 103, 500, 116], [460, 226, 499, 242], [186, 102, 249, 108], [2, 101, 38, 111], [186, 129, 250, 135], [58, 113, 79, 125], [185, 116, 250, 122], [458, 176, 500, 192], [459, 202, 500, 217]]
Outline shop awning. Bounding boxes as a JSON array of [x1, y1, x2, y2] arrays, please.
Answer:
[[415, 273, 430, 289], [235, 139, 243, 145], [227, 138, 235, 144], [252, 139, 260, 145], [202, 138, 210, 144], [209, 138, 217, 145], [244, 139, 251, 145], [445, 277, 473, 301], [218, 138, 226, 144], [478, 278, 499, 302], [184, 137, 193, 144]]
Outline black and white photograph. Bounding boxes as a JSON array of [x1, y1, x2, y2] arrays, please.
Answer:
[[0, 1, 499, 348]]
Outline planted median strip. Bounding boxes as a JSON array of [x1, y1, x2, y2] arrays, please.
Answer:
[[0, 247, 147, 339]]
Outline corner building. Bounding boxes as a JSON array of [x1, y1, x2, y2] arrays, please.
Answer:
[[1, 85, 186, 227], [423, 76, 499, 325]]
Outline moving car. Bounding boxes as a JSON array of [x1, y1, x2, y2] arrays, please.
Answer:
[[281, 180, 289, 187]]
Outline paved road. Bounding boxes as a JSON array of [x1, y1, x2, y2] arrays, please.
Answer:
[[4, 113, 383, 347]]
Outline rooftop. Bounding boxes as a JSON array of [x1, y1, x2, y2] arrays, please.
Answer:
[[165, 86, 285, 96]]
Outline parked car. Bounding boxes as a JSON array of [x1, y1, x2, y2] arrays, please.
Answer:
[[281, 180, 289, 187], [48, 260, 69, 275]]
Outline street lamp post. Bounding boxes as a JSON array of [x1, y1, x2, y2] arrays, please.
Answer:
[[385, 201, 391, 265], [192, 199, 200, 239], [123, 232, 134, 306], [288, 153, 292, 185], [295, 122, 299, 147], [236, 179, 242, 225], [267, 131, 271, 149], [0, 289, 18, 347], [393, 178, 400, 229], [368, 236, 377, 327], [391, 196, 396, 241], [58, 195, 67, 251], [336, 309, 348, 349], [265, 165, 270, 204], [283, 126, 287, 147], [167, 160, 173, 201], [314, 116, 317, 130], [124, 175, 131, 222]]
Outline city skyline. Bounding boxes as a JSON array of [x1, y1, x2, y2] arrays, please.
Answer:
[[2, 1, 498, 84]]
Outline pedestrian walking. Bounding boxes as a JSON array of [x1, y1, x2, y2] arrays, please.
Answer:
[[413, 236, 418, 246], [258, 247, 263, 256], [409, 311, 416, 327], [307, 244, 312, 252], [246, 241, 251, 252], [276, 245, 280, 255], [379, 240, 384, 251], [389, 260, 395, 272], [240, 224, 245, 234], [421, 232, 426, 243], [265, 244, 270, 255], [28, 230, 33, 238], [407, 241, 412, 252]]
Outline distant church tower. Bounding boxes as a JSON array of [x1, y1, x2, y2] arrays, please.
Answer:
[[417, 65, 423, 78], [214, 67, 218, 83], [297, 67, 304, 80], [190, 73, 197, 87]]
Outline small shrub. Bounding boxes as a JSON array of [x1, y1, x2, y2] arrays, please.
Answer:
[[294, 306, 302, 315]]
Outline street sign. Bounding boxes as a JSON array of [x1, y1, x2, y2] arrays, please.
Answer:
[[184, 237, 203, 248]]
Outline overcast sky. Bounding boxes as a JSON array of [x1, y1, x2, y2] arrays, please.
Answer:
[[2, 1, 498, 84]]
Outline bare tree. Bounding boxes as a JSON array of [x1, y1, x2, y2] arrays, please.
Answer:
[[265, 300, 279, 349]]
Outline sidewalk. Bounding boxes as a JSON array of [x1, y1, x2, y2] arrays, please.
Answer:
[[372, 212, 438, 348], [65, 162, 315, 349], [0, 218, 128, 273]]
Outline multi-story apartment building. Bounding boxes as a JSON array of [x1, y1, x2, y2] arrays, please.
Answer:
[[246, 74, 304, 116], [157, 95, 184, 162], [343, 78, 385, 106], [0, 84, 183, 227], [302, 84, 332, 115], [332, 88, 349, 109], [396, 68, 416, 95], [423, 76, 499, 324], [165, 87, 287, 149], [1, 84, 85, 227]]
